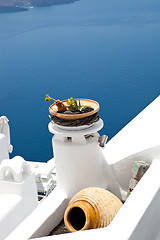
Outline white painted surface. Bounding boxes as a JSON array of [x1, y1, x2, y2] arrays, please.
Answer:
[[49, 119, 103, 137], [6, 187, 68, 240], [33, 159, 160, 240], [2, 97, 160, 240], [0, 116, 12, 154], [0, 134, 9, 163], [50, 120, 121, 200], [0, 156, 38, 239], [0, 156, 31, 182], [103, 96, 160, 194], [0, 193, 22, 224], [29, 160, 55, 177], [29, 160, 56, 195], [0, 116, 13, 163]]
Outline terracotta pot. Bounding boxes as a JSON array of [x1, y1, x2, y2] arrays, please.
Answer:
[[49, 99, 100, 120], [64, 187, 123, 232]]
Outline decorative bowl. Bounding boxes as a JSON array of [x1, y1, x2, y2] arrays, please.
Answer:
[[49, 99, 99, 120]]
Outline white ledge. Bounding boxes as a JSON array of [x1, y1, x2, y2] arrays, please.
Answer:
[[33, 159, 160, 240]]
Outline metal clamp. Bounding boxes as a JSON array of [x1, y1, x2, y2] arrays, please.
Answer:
[[98, 135, 108, 147]]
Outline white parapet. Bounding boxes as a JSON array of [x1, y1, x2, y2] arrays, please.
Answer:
[[102, 96, 160, 197], [106, 96, 160, 163], [0, 116, 12, 157], [0, 133, 9, 163], [6, 187, 68, 240], [0, 156, 38, 239], [0, 116, 13, 163], [33, 159, 160, 240]]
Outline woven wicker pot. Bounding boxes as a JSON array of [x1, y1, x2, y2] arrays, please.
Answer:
[[64, 187, 123, 232]]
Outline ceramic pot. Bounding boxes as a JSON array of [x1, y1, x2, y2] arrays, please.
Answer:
[[49, 99, 100, 120], [64, 187, 123, 232]]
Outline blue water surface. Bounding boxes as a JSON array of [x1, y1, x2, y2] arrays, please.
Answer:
[[0, 0, 160, 161]]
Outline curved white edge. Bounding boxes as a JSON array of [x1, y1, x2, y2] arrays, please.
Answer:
[[6, 187, 68, 240], [33, 159, 160, 240], [48, 119, 103, 136], [0, 116, 12, 154], [101, 96, 160, 194], [0, 134, 9, 162], [104, 96, 160, 166]]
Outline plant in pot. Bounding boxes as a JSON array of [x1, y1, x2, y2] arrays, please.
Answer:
[[45, 94, 99, 120]]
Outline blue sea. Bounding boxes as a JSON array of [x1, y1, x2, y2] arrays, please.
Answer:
[[0, 0, 160, 162]]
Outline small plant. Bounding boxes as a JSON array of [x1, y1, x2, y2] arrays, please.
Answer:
[[45, 94, 67, 112], [66, 97, 88, 112], [45, 95, 89, 113], [45, 94, 56, 103]]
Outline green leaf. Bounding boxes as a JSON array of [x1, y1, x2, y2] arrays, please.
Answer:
[[79, 105, 88, 111], [66, 97, 89, 112]]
